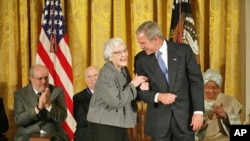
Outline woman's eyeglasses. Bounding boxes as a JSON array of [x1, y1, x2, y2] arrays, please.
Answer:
[[112, 48, 128, 56]]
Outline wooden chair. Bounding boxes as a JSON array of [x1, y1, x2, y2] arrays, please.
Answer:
[[29, 134, 51, 141], [128, 101, 151, 141]]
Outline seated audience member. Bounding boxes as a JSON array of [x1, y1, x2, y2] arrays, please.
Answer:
[[195, 69, 242, 141], [73, 65, 100, 141], [0, 97, 8, 141], [13, 64, 69, 141]]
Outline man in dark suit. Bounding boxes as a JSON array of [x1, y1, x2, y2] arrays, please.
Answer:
[[134, 21, 204, 141], [0, 97, 8, 141], [73, 65, 100, 141], [13, 64, 69, 141]]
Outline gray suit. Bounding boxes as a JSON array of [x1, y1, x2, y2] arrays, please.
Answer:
[[87, 61, 138, 128], [13, 84, 69, 141], [134, 41, 204, 140]]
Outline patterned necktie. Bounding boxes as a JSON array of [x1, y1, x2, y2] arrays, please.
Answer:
[[36, 92, 47, 129], [156, 51, 169, 82], [37, 92, 42, 102]]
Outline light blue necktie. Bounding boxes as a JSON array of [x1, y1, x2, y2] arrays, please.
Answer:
[[157, 51, 169, 82]]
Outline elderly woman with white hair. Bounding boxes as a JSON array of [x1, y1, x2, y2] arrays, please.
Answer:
[[87, 37, 148, 141], [195, 69, 242, 141]]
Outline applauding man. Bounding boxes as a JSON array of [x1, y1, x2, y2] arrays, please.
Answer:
[[13, 64, 69, 141]]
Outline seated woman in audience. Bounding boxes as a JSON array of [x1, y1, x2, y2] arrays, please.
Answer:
[[195, 69, 242, 141]]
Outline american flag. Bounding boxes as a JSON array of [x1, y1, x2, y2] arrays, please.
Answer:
[[169, 0, 200, 64], [36, 0, 76, 140]]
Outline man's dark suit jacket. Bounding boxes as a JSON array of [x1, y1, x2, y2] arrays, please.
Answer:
[[0, 97, 8, 141], [13, 84, 69, 141], [134, 41, 204, 138], [73, 88, 92, 141]]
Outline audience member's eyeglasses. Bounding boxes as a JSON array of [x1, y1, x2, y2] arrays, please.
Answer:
[[204, 86, 219, 90], [33, 76, 49, 81]]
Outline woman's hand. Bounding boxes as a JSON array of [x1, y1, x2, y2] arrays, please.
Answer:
[[139, 82, 149, 90], [131, 74, 148, 87]]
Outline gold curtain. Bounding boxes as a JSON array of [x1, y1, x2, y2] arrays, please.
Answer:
[[0, 0, 241, 140]]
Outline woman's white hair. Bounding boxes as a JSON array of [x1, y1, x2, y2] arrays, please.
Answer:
[[103, 37, 125, 61]]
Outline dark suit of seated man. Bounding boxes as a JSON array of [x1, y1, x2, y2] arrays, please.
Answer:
[[0, 97, 8, 141], [73, 65, 100, 141], [13, 64, 69, 141]]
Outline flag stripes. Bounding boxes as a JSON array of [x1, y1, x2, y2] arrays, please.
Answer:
[[36, 0, 76, 140]]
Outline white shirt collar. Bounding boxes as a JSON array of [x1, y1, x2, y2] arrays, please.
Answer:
[[156, 40, 167, 56], [32, 86, 41, 95]]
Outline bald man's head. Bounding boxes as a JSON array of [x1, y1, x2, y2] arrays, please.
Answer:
[[84, 66, 100, 90]]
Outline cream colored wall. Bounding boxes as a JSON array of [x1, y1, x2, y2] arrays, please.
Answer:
[[240, 0, 250, 124]]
